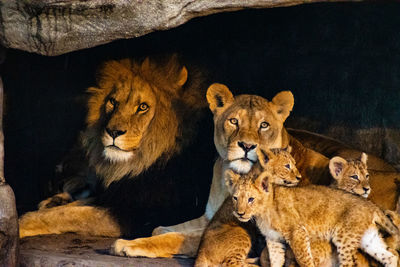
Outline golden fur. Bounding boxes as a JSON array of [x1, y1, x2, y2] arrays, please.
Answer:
[[19, 56, 207, 238], [227, 149, 399, 267]]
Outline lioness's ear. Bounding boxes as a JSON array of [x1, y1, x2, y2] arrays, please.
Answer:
[[257, 149, 275, 168], [360, 152, 368, 165], [270, 91, 294, 122], [206, 83, 234, 115], [329, 156, 347, 179]]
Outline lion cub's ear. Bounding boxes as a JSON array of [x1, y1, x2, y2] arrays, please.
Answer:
[[329, 156, 347, 180], [255, 173, 270, 193], [270, 91, 294, 122], [257, 149, 276, 169], [360, 152, 368, 165], [206, 83, 234, 115], [224, 169, 240, 189]]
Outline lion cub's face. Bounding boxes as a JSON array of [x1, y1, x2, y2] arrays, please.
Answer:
[[329, 153, 370, 198], [206, 83, 294, 174], [225, 148, 301, 222]]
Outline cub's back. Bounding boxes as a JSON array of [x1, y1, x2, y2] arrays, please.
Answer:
[[274, 185, 378, 225]]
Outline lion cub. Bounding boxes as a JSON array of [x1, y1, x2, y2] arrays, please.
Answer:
[[226, 149, 399, 267], [195, 148, 302, 267]]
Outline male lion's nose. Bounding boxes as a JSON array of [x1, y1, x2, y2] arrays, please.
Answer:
[[238, 142, 257, 152], [237, 212, 245, 217], [106, 128, 127, 139], [363, 187, 370, 193]]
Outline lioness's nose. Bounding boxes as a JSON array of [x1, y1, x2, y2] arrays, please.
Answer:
[[106, 128, 127, 139], [238, 142, 257, 152], [237, 211, 245, 217], [363, 187, 370, 192]]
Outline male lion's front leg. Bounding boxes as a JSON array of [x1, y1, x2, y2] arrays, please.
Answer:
[[19, 203, 121, 238], [111, 230, 204, 258]]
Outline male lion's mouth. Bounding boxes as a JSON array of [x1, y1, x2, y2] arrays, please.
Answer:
[[105, 145, 133, 152]]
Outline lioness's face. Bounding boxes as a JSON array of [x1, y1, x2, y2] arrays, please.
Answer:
[[206, 84, 294, 174]]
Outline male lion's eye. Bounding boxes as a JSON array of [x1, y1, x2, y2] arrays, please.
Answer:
[[109, 97, 116, 106], [350, 175, 359, 181], [233, 196, 238, 201], [229, 118, 238, 126], [260, 121, 270, 129], [138, 103, 149, 112], [248, 197, 254, 203], [285, 164, 290, 169], [366, 174, 370, 180]]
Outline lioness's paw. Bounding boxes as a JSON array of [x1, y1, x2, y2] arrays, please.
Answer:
[[110, 238, 161, 258], [38, 192, 73, 210]]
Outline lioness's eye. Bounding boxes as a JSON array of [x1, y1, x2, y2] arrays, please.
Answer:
[[260, 121, 270, 129], [233, 196, 238, 201], [285, 164, 290, 169], [138, 103, 149, 112], [248, 197, 254, 203], [229, 118, 238, 125], [366, 174, 370, 179], [350, 175, 359, 180]]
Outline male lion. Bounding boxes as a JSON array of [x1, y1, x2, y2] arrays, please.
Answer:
[[112, 83, 400, 261], [19, 55, 216, 238]]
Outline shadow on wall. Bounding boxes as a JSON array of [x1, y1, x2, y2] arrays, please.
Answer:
[[2, 2, 400, 212]]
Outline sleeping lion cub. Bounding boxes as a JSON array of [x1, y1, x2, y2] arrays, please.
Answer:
[[226, 149, 399, 267]]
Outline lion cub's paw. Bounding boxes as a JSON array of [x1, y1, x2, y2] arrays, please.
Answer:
[[38, 192, 73, 210], [110, 238, 163, 258]]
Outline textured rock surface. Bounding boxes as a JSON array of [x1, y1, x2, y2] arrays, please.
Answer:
[[0, 0, 359, 56], [20, 234, 193, 267]]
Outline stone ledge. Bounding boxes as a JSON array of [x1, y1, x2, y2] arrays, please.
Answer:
[[0, 0, 360, 56], [20, 234, 193, 267]]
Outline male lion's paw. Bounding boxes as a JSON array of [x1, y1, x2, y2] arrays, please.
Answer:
[[38, 192, 73, 210], [110, 238, 163, 258]]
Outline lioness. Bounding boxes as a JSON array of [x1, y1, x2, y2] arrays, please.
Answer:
[[19, 55, 216, 238]]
